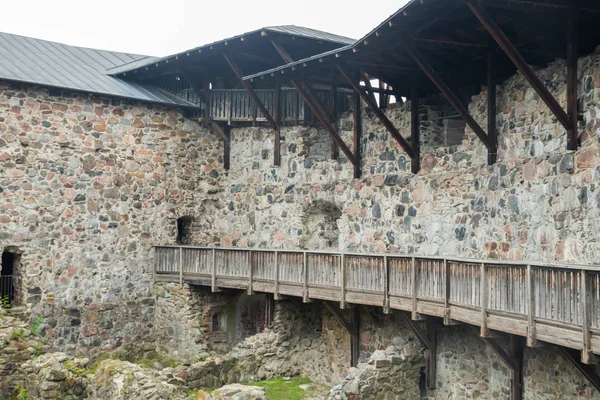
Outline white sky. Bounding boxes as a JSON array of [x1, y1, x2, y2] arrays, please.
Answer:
[[2, 0, 408, 57]]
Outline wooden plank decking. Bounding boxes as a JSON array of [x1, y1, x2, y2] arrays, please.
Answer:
[[154, 245, 600, 361]]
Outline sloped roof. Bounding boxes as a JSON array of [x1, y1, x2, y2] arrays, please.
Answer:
[[0, 32, 200, 108], [107, 25, 355, 76]]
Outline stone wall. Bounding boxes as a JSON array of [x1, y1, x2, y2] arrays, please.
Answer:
[[0, 81, 220, 355]]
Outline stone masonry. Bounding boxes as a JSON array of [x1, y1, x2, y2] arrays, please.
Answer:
[[2, 43, 600, 398]]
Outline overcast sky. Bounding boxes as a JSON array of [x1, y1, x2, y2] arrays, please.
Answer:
[[3, 0, 407, 57]]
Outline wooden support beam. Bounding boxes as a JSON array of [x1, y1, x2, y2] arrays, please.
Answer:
[[360, 72, 378, 105], [558, 347, 600, 392], [481, 335, 523, 399], [274, 78, 281, 166], [338, 66, 417, 160], [207, 121, 230, 144], [223, 54, 279, 132], [271, 40, 357, 166], [467, 2, 571, 132], [403, 44, 491, 148], [566, 5, 579, 150], [488, 46, 498, 165], [351, 306, 360, 367], [323, 301, 360, 367], [401, 312, 436, 389], [411, 85, 420, 173], [330, 82, 339, 160], [353, 93, 362, 179], [223, 124, 231, 171]]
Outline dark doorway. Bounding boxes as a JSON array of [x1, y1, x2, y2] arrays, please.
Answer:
[[1, 251, 17, 306]]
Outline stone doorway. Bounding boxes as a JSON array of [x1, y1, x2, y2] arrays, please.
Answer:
[[1, 249, 20, 307]]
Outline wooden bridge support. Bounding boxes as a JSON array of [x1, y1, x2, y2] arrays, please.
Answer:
[[401, 313, 437, 389], [481, 334, 523, 400], [487, 45, 498, 165], [323, 302, 360, 367], [558, 347, 600, 393], [273, 78, 281, 166], [468, 1, 578, 151], [411, 85, 420, 174]]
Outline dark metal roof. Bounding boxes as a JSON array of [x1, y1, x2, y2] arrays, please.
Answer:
[[107, 25, 355, 76], [0, 31, 200, 108]]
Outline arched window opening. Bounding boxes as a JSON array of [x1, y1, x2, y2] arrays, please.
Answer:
[[176, 216, 194, 244], [1, 249, 20, 307]]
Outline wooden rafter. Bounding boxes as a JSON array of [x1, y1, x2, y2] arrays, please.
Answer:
[[467, 2, 571, 132], [338, 66, 417, 160], [404, 43, 491, 149], [223, 54, 279, 132]]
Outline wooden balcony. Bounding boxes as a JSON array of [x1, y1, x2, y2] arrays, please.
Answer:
[[176, 86, 352, 125], [154, 245, 600, 361]]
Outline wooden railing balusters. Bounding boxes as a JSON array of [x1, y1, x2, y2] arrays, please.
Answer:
[[340, 254, 346, 309], [480, 262, 488, 337], [411, 257, 418, 319], [211, 248, 217, 292], [383, 256, 389, 313]]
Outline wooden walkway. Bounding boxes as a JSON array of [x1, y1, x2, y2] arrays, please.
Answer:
[[154, 245, 600, 362]]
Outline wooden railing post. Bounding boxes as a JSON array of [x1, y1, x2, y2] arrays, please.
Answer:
[[179, 247, 184, 287], [581, 269, 595, 364], [480, 262, 488, 337], [211, 248, 217, 292], [444, 259, 451, 325], [303, 252, 309, 302], [411, 257, 418, 320], [527, 264, 537, 347], [383, 256, 389, 314], [274, 251, 280, 300], [248, 251, 254, 295], [340, 254, 346, 309]]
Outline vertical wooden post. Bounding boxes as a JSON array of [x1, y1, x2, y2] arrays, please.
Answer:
[[303, 252, 309, 302], [330, 82, 339, 160], [248, 251, 254, 295], [274, 78, 281, 166], [509, 336, 524, 400], [350, 306, 360, 367], [480, 262, 488, 336], [223, 124, 231, 171], [426, 319, 437, 389], [274, 251, 280, 300], [340, 254, 346, 309], [353, 92, 362, 179], [203, 76, 210, 121], [411, 257, 418, 319], [383, 256, 390, 313], [487, 45, 498, 164], [527, 265, 537, 347], [411, 85, 420, 174], [567, 5, 579, 151], [444, 259, 451, 325], [179, 247, 184, 287], [581, 270, 594, 363], [211, 248, 217, 292]]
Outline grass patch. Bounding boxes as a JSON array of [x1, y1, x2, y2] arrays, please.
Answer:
[[251, 377, 322, 400]]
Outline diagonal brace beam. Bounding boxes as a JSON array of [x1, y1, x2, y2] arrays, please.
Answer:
[[323, 301, 353, 335], [558, 347, 600, 392], [270, 41, 357, 165], [338, 66, 417, 159], [404, 44, 491, 148], [467, 1, 571, 131], [400, 312, 433, 350], [481, 336, 518, 371], [223, 55, 278, 132]]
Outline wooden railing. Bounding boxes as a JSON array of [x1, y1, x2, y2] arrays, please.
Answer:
[[154, 245, 600, 359], [203, 88, 350, 124]]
